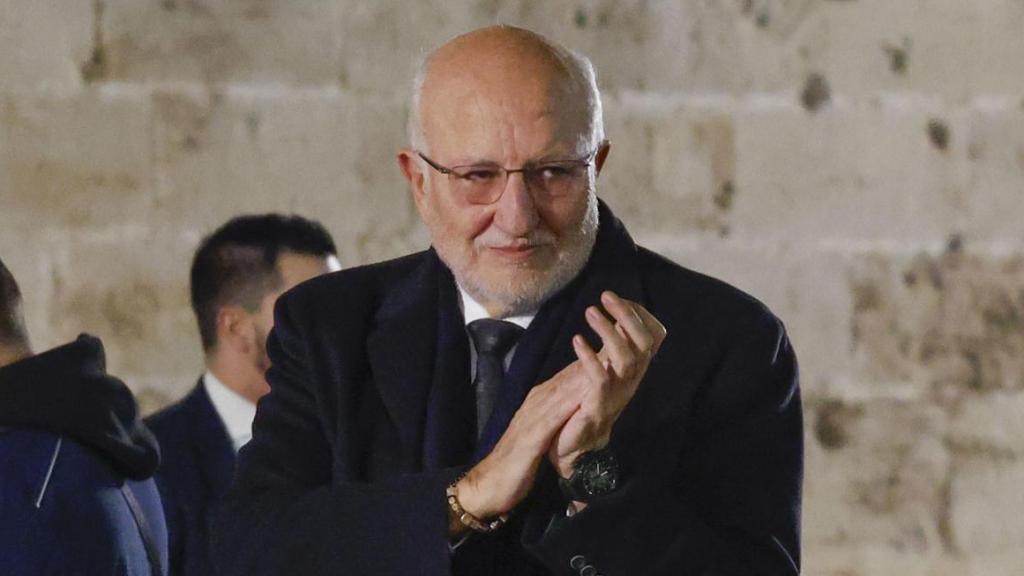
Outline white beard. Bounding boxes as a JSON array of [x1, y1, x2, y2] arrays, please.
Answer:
[[437, 191, 599, 318]]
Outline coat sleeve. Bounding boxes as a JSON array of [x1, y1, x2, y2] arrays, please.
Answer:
[[521, 317, 803, 576], [210, 292, 463, 576]]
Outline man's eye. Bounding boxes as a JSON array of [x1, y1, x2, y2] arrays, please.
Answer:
[[459, 169, 500, 182], [539, 165, 573, 179]]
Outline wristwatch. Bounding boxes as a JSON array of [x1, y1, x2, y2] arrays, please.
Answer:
[[558, 448, 620, 503]]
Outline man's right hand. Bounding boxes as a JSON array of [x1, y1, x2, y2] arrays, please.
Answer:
[[450, 360, 587, 533]]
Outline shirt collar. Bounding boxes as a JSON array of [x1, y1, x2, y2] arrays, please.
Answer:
[[203, 370, 257, 453], [457, 286, 536, 330]]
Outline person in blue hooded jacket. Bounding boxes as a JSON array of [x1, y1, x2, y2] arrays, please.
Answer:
[[0, 257, 168, 576]]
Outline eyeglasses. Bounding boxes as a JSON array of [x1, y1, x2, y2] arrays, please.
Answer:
[[417, 149, 598, 205]]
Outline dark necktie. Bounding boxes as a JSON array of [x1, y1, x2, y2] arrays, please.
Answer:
[[467, 319, 524, 438]]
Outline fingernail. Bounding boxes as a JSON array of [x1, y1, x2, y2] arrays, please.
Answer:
[[586, 306, 599, 319], [601, 291, 615, 304]]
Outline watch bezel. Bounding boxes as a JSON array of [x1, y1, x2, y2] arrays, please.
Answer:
[[560, 448, 620, 503]]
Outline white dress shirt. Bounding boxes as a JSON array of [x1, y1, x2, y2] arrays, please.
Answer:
[[203, 371, 257, 453]]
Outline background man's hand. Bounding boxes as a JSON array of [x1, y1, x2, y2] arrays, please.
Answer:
[[549, 291, 667, 479]]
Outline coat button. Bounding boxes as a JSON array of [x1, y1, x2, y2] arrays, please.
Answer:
[[569, 555, 586, 570], [580, 566, 597, 576]]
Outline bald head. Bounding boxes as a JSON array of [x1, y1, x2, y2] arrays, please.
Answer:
[[408, 26, 604, 155], [0, 258, 31, 366]]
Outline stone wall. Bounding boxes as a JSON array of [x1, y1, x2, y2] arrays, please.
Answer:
[[2, 1, 1022, 573]]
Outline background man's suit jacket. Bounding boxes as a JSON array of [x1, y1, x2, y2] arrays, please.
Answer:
[[213, 202, 803, 576], [147, 381, 235, 576]]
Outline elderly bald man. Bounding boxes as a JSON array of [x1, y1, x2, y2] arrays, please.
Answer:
[[215, 26, 802, 576]]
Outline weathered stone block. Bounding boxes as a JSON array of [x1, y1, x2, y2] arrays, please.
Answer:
[[494, 1, 1024, 99], [506, 0, 746, 94], [740, 0, 1024, 100], [102, 0, 343, 85], [0, 0, 94, 90], [803, 398, 950, 554], [960, 108, 1024, 242], [0, 90, 154, 230], [849, 250, 1024, 400], [149, 88, 415, 266], [950, 391, 1024, 460], [786, 0, 978, 100], [337, 0, 498, 93], [965, 2, 1024, 97], [950, 458, 1024, 555], [733, 105, 970, 245], [961, 550, 1024, 576], [803, 543, 967, 576], [45, 228, 200, 397], [599, 100, 737, 238]]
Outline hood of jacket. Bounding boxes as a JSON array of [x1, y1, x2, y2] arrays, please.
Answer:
[[0, 334, 160, 480]]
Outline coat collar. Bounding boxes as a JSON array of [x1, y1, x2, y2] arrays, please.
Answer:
[[365, 253, 440, 467]]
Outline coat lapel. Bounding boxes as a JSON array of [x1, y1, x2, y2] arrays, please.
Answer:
[[365, 252, 442, 470], [422, 266, 475, 469]]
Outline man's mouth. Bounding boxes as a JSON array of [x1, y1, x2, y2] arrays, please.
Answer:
[[485, 241, 555, 263], [489, 244, 537, 256]]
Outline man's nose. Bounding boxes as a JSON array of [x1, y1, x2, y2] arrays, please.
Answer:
[[492, 172, 539, 236]]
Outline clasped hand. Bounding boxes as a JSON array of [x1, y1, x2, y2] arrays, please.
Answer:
[[455, 291, 666, 523]]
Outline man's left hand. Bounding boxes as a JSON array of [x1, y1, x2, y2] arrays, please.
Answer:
[[549, 290, 667, 480]]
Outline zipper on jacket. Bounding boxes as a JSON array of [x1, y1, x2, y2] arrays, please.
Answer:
[[34, 435, 62, 508]]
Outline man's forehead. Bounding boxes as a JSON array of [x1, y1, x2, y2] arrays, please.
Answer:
[[424, 70, 563, 118], [420, 65, 590, 157], [422, 99, 588, 160]]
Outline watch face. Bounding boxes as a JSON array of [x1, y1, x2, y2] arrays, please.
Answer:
[[578, 450, 619, 496]]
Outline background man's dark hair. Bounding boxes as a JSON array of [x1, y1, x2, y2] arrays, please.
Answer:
[[0, 257, 29, 348], [190, 214, 337, 352]]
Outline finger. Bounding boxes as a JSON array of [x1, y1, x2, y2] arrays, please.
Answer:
[[631, 302, 668, 355], [600, 291, 654, 354], [573, 334, 610, 414], [585, 305, 634, 375], [573, 334, 610, 390]]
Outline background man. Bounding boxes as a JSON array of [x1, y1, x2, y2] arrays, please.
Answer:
[[146, 214, 339, 576], [0, 257, 167, 575], [215, 27, 802, 576]]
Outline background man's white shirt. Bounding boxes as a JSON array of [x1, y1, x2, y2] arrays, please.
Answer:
[[204, 371, 257, 453]]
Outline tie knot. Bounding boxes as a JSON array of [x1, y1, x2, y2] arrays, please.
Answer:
[[467, 319, 525, 357]]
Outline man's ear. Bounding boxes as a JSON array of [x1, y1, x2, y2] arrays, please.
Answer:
[[397, 149, 428, 206], [594, 140, 611, 177], [215, 306, 255, 355]]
